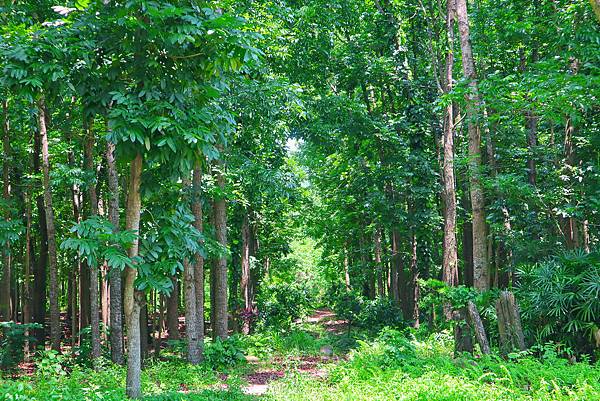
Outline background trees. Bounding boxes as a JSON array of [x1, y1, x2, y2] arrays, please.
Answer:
[[0, 0, 599, 399]]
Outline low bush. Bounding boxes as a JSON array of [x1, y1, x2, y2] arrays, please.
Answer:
[[203, 336, 246, 370], [256, 282, 314, 329], [0, 322, 41, 371]]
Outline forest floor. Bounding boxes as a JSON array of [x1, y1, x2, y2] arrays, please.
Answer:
[[1, 309, 599, 400], [241, 308, 347, 396]]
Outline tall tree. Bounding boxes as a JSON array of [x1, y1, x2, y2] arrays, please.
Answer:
[[106, 139, 123, 364], [38, 97, 60, 351], [455, 0, 489, 290], [1, 99, 11, 321], [441, 0, 459, 291]]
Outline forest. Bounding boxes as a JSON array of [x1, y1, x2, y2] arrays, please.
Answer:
[[0, 0, 599, 400]]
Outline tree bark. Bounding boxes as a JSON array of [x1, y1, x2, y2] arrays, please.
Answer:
[[466, 300, 490, 355], [166, 277, 180, 340], [106, 140, 124, 364], [212, 160, 228, 340], [442, 0, 459, 294], [84, 117, 101, 362], [495, 291, 526, 356], [1, 99, 12, 321], [455, 0, 488, 291], [192, 161, 205, 344], [32, 123, 47, 344], [240, 212, 252, 334], [124, 153, 143, 399], [374, 227, 384, 297], [39, 97, 61, 352]]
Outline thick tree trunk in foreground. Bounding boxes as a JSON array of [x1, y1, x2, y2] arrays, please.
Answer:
[[467, 300, 490, 355], [442, 0, 459, 294], [192, 161, 205, 344], [1, 100, 12, 321], [39, 98, 61, 352], [106, 140, 124, 364], [124, 154, 143, 399], [212, 161, 228, 339], [456, 0, 488, 291], [496, 291, 526, 356], [84, 117, 101, 362]]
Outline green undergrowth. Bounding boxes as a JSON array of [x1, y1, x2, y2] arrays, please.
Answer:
[[1, 326, 598, 401], [268, 329, 600, 401]]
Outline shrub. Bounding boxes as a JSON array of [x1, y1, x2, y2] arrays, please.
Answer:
[[256, 282, 313, 329], [203, 336, 246, 370], [0, 322, 41, 371], [73, 325, 110, 368], [516, 249, 600, 355]]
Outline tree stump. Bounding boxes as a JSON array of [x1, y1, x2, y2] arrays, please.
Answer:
[[496, 291, 526, 356], [466, 301, 490, 355], [452, 309, 474, 355]]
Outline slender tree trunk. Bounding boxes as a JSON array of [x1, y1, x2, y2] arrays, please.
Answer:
[[455, 0, 488, 290], [526, 111, 538, 186], [84, 117, 101, 362], [212, 160, 228, 339], [106, 140, 124, 364], [124, 153, 143, 399], [32, 124, 47, 343], [39, 97, 61, 351], [344, 244, 351, 291], [442, 0, 459, 294], [1, 100, 12, 321], [374, 227, 384, 297], [23, 187, 33, 356], [409, 228, 419, 328], [192, 161, 205, 345], [184, 255, 200, 362], [240, 212, 252, 334], [166, 278, 180, 340]]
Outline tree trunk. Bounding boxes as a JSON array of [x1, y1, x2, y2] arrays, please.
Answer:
[[84, 117, 101, 362], [240, 212, 252, 334], [442, 0, 459, 294], [106, 140, 124, 364], [1, 100, 12, 321], [344, 244, 351, 291], [456, 0, 488, 291], [192, 161, 205, 345], [409, 229, 419, 328], [390, 230, 400, 305], [212, 161, 228, 340], [466, 300, 490, 355], [374, 227, 384, 297], [32, 124, 47, 344], [496, 291, 526, 356], [526, 111, 538, 186], [166, 278, 180, 340], [39, 97, 61, 352], [184, 255, 200, 362], [124, 153, 143, 399], [452, 309, 473, 355], [23, 187, 33, 356]]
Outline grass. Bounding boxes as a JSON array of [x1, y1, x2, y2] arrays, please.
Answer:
[[1, 324, 598, 401]]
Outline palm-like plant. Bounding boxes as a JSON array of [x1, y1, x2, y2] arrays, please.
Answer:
[[516, 249, 600, 354]]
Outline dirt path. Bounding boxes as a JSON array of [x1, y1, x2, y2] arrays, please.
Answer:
[[242, 308, 346, 396]]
